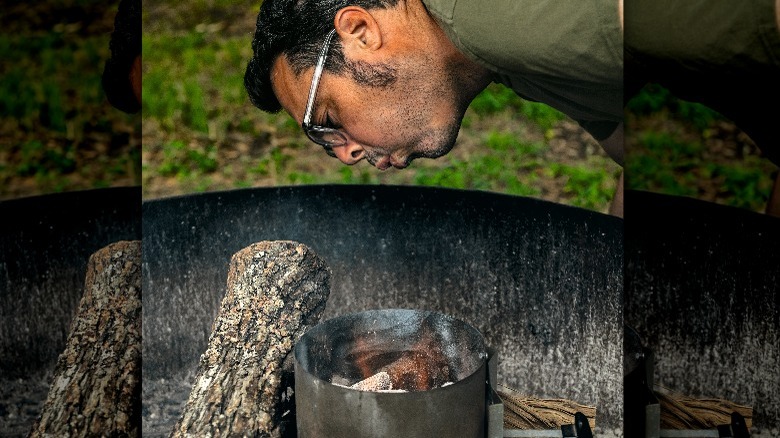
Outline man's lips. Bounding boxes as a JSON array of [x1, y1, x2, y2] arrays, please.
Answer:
[[391, 159, 409, 169], [373, 155, 409, 170]]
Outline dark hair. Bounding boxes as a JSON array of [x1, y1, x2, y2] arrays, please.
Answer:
[[244, 0, 400, 113], [102, 0, 141, 114]]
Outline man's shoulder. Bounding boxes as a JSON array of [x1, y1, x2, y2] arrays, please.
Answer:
[[421, 0, 457, 24]]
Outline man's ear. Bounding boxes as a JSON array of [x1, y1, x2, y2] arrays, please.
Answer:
[[334, 6, 383, 54]]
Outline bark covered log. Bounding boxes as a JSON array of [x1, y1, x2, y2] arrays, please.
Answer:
[[171, 240, 331, 438], [29, 240, 142, 438]]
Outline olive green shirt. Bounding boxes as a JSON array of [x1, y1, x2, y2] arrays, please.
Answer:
[[625, 0, 779, 78], [624, 0, 780, 164], [422, 0, 624, 140]]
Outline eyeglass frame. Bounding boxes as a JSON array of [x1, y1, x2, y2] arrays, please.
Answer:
[[301, 29, 348, 158]]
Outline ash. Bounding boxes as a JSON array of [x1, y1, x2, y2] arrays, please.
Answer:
[[592, 428, 621, 437], [0, 374, 51, 438], [142, 375, 193, 437]]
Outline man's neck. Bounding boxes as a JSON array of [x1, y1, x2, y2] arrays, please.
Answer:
[[410, 0, 493, 97]]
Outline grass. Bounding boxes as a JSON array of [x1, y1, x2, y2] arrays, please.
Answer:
[[626, 83, 721, 131], [142, 34, 251, 137], [15, 140, 77, 177], [549, 163, 619, 210], [468, 84, 566, 133], [0, 8, 142, 200], [625, 84, 776, 212], [0, 33, 105, 127]]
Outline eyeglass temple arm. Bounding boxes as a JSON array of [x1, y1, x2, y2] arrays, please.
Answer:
[[303, 29, 338, 126]]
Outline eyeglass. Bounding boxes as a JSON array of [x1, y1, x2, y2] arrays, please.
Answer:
[[302, 29, 349, 158]]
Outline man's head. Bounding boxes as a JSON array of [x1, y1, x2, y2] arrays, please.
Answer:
[[244, 0, 490, 169], [102, 0, 141, 114]]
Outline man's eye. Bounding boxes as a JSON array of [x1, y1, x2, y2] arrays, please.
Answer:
[[323, 114, 340, 129]]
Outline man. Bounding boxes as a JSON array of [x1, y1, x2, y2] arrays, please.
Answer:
[[625, 0, 779, 164], [624, 0, 780, 215], [102, 0, 141, 114], [244, 0, 624, 200]]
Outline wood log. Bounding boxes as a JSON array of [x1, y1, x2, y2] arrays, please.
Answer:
[[29, 240, 142, 437], [498, 385, 597, 430], [171, 240, 331, 438], [350, 321, 453, 391], [655, 388, 753, 430], [349, 371, 393, 392]]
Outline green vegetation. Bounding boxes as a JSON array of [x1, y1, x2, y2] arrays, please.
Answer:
[[469, 83, 525, 115], [142, 35, 252, 137], [627, 83, 721, 130], [549, 163, 618, 210], [6, 2, 771, 215], [0, 33, 106, 126], [0, 1, 141, 199], [156, 140, 218, 177], [625, 85, 775, 212], [15, 140, 76, 177], [469, 83, 566, 132]]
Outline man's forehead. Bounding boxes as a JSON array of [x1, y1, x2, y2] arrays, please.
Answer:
[[270, 55, 312, 124]]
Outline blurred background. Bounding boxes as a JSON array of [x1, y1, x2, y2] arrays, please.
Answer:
[[141, 0, 622, 213], [2, 1, 776, 214], [0, 0, 141, 200], [139, 0, 777, 215], [2, 1, 778, 436], [625, 83, 778, 214]]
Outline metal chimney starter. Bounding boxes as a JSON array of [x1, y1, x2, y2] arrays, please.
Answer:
[[294, 308, 489, 437]]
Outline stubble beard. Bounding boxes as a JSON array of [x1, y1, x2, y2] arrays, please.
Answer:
[[362, 54, 483, 168], [363, 117, 461, 168], [408, 58, 487, 163], [412, 121, 461, 161]]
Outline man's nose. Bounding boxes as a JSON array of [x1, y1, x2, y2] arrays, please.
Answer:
[[331, 142, 366, 165]]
